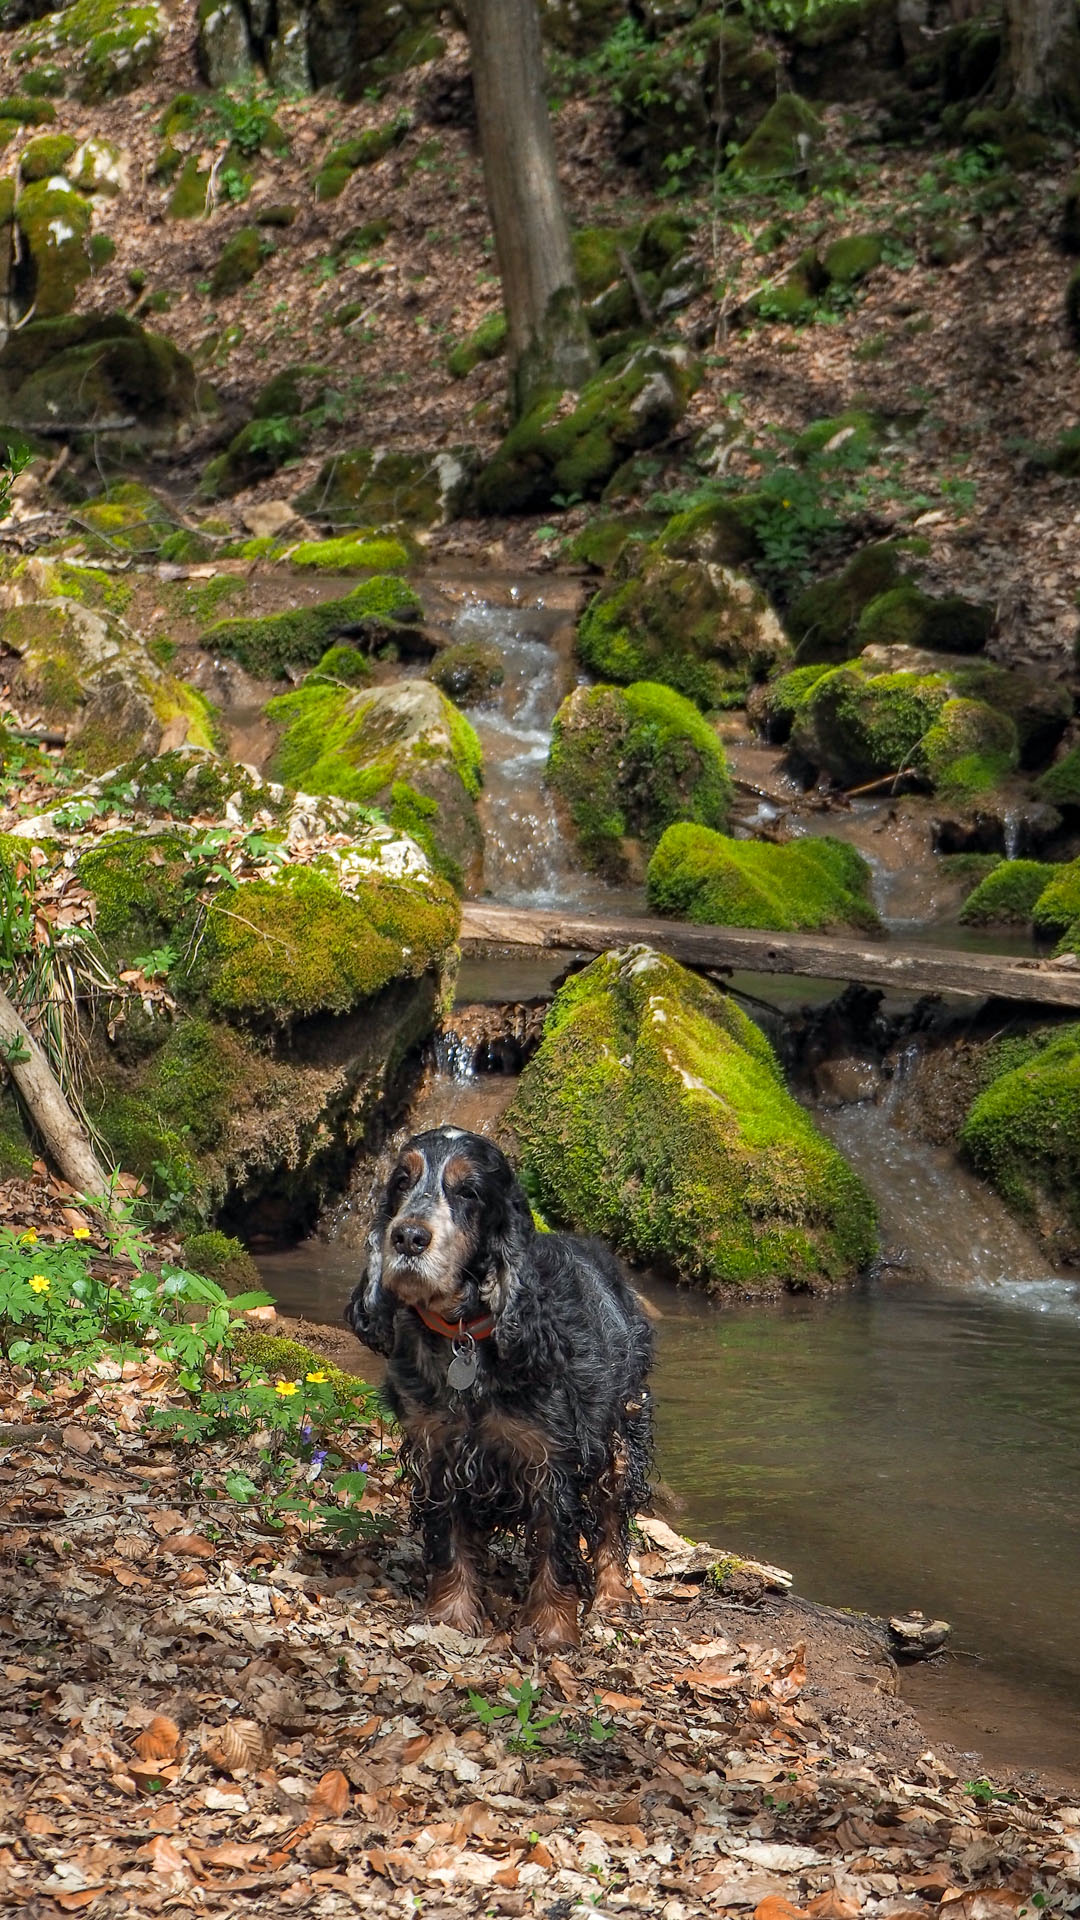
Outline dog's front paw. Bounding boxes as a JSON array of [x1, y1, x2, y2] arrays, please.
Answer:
[[520, 1589, 581, 1650], [592, 1556, 635, 1615], [424, 1566, 486, 1636]]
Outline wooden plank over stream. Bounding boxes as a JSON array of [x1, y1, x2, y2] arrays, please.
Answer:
[[459, 903, 1080, 1009]]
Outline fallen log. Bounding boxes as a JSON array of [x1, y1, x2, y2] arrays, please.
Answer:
[[0, 987, 110, 1199], [459, 903, 1080, 1009]]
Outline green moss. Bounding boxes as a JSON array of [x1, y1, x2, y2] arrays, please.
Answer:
[[960, 860, 1055, 927], [200, 415, 306, 498], [788, 542, 905, 663], [1032, 859, 1080, 937], [308, 644, 373, 687], [18, 134, 78, 181], [56, 0, 166, 102], [77, 482, 176, 556], [474, 345, 699, 516], [90, 232, 116, 269], [729, 93, 824, 181], [204, 574, 422, 677], [647, 823, 880, 933], [158, 529, 215, 563], [428, 641, 504, 703], [234, 1329, 371, 1394], [20, 69, 67, 100], [314, 116, 410, 199], [752, 662, 833, 739], [789, 664, 950, 787], [252, 363, 330, 418], [821, 234, 884, 285], [78, 830, 194, 965], [447, 311, 507, 379], [14, 180, 93, 318], [961, 1026, 1080, 1245], [0, 1087, 33, 1178], [919, 696, 1017, 800], [294, 447, 465, 530], [167, 154, 210, 218], [288, 535, 411, 572], [857, 582, 992, 655], [548, 680, 733, 877], [200, 860, 458, 1020], [577, 546, 789, 711], [572, 226, 625, 298], [509, 947, 876, 1294], [1037, 747, 1080, 809], [210, 226, 268, 297], [182, 1229, 260, 1290], [0, 96, 58, 126], [654, 496, 760, 569], [793, 409, 879, 461]]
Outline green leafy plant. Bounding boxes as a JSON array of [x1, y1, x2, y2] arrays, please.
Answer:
[[467, 1678, 562, 1752]]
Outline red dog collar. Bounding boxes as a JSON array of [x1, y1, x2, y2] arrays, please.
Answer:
[[413, 1304, 496, 1341]]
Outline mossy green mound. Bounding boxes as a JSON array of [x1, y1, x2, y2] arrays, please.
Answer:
[[202, 575, 423, 677], [577, 547, 789, 711], [1031, 859, 1080, 944], [200, 416, 307, 498], [474, 345, 699, 516], [786, 662, 1019, 793], [729, 93, 824, 180], [787, 543, 906, 663], [749, 663, 833, 741], [959, 860, 1054, 927], [615, 14, 776, 185], [821, 234, 884, 285], [210, 226, 270, 297], [314, 114, 410, 200], [76, 481, 178, 556], [287, 534, 414, 573], [509, 947, 876, 1294], [427, 641, 504, 704], [920, 696, 1018, 801], [13, 179, 93, 317], [856, 582, 992, 655], [647, 823, 880, 933], [961, 1025, 1080, 1256], [184, 1226, 261, 1291], [447, 312, 507, 379], [0, 312, 200, 440], [294, 446, 472, 529], [547, 681, 733, 878], [56, 0, 167, 101], [1037, 747, 1080, 810], [266, 677, 483, 886], [19, 134, 78, 181]]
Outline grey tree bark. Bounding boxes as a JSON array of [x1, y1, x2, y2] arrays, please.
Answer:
[[1004, 0, 1080, 112], [0, 988, 110, 1199], [465, 0, 597, 420]]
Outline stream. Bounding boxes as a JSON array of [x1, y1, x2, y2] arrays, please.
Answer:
[[254, 585, 1079, 1782]]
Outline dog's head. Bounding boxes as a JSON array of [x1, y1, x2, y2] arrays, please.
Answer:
[[369, 1127, 534, 1320]]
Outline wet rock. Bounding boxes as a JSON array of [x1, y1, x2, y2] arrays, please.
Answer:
[[295, 445, 476, 530], [196, 0, 256, 86], [814, 1055, 883, 1107], [547, 679, 733, 879], [508, 945, 876, 1294], [888, 1614, 951, 1660], [647, 823, 881, 933], [427, 640, 504, 704]]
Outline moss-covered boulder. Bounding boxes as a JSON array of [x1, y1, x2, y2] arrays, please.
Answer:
[[647, 823, 880, 933], [266, 677, 483, 887], [55, 0, 167, 101], [787, 542, 906, 663], [427, 640, 504, 704], [75, 481, 178, 555], [615, 14, 777, 184], [577, 547, 789, 711], [0, 593, 216, 773], [547, 680, 733, 878], [18, 134, 79, 181], [508, 947, 876, 1293], [786, 662, 1010, 793], [920, 696, 1018, 802], [0, 312, 201, 445], [822, 233, 884, 285], [474, 345, 699, 516], [447, 312, 507, 379], [196, 0, 255, 87], [1031, 859, 1080, 946], [294, 446, 474, 529], [729, 93, 824, 180], [201, 574, 423, 677], [14, 179, 93, 317], [304, 0, 443, 99], [960, 1025, 1080, 1261], [69, 137, 127, 194], [287, 532, 416, 573], [959, 859, 1055, 927], [856, 582, 992, 655], [200, 416, 307, 498], [314, 114, 411, 200], [210, 226, 270, 297]]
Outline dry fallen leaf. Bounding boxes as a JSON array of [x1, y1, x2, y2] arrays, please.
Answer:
[[159, 1532, 215, 1559], [755, 1897, 809, 1920], [134, 1715, 181, 1763], [202, 1721, 268, 1776], [310, 1769, 351, 1820]]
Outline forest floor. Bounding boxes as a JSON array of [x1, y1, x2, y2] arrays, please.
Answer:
[[2, 1268, 1078, 1920]]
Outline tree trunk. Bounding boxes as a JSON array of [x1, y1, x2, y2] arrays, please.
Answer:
[[1004, 0, 1080, 113], [465, 0, 598, 420], [0, 988, 110, 1199]]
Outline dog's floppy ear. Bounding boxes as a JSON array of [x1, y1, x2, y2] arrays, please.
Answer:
[[481, 1171, 535, 1315], [345, 1228, 397, 1356]]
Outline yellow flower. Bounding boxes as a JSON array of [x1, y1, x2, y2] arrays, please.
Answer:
[[71, 1227, 91, 1241], [781, 498, 791, 509], [274, 1379, 300, 1397], [21, 1228, 37, 1246], [305, 1370, 328, 1384], [29, 1274, 50, 1295]]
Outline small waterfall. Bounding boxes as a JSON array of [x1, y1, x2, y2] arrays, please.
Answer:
[[1003, 809, 1022, 860]]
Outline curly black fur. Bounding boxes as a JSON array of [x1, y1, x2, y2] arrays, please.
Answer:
[[345, 1127, 653, 1643]]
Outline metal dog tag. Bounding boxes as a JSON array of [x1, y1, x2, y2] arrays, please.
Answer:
[[447, 1332, 478, 1392]]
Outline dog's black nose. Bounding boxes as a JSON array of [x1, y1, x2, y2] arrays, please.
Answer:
[[391, 1220, 432, 1257]]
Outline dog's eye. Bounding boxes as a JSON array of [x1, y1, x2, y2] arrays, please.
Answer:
[[387, 1167, 411, 1205], [450, 1178, 483, 1204]]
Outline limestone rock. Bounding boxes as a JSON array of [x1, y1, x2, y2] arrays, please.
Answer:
[[196, 0, 255, 86]]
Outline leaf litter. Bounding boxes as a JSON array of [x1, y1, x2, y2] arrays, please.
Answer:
[[0, 1349, 1078, 1920]]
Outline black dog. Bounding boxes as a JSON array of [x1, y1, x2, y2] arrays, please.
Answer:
[[345, 1127, 653, 1647]]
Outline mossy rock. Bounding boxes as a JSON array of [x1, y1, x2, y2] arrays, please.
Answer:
[[0, 1087, 34, 1180], [314, 114, 411, 199], [0, 312, 201, 441], [751, 249, 828, 323], [960, 1025, 1080, 1258], [427, 640, 504, 704], [18, 133, 78, 181], [616, 15, 777, 185], [0, 97, 58, 127], [577, 547, 789, 712], [788, 542, 906, 663], [567, 511, 665, 573], [308, 643, 373, 687], [789, 663, 949, 788], [447, 311, 507, 380], [68, 137, 126, 194], [959, 859, 1055, 927], [856, 582, 992, 655], [182, 1228, 260, 1290], [729, 93, 824, 181], [14, 180, 93, 318], [287, 533, 415, 573], [920, 696, 1018, 802], [749, 662, 833, 741], [200, 416, 306, 497], [197, 851, 459, 1020], [256, 202, 299, 228], [56, 0, 167, 102], [294, 446, 474, 530], [653, 495, 760, 569], [647, 822, 880, 933], [202, 574, 423, 677], [821, 233, 884, 285], [210, 226, 270, 297], [252, 363, 333, 419], [265, 677, 483, 887], [76, 481, 178, 556], [509, 946, 876, 1294], [541, 0, 623, 55], [1031, 859, 1080, 941], [78, 828, 196, 964], [547, 680, 733, 878], [167, 155, 210, 219], [196, 0, 255, 88], [1038, 746, 1080, 810], [793, 409, 880, 461], [474, 345, 699, 516]]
